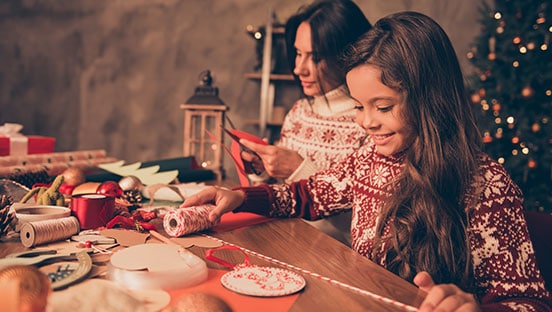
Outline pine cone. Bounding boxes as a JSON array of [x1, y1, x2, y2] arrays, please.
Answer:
[[7, 169, 51, 189], [123, 190, 143, 204], [0, 195, 16, 237]]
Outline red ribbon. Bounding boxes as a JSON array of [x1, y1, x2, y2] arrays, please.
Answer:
[[205, 245, 250, 269]]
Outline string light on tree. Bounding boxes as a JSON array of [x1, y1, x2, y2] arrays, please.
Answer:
[[467, 0, 552, 212]]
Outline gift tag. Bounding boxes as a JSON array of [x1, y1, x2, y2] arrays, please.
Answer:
[[221, 265, 305, 297], [206, 245, 306, 297]]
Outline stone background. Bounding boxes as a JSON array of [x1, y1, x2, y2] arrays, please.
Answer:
[[0, 0, 481, 181]]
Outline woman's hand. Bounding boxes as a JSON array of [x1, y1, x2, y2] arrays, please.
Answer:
[[240, 139, 303, 179], [180, 186, 246, 223], [414, 272, 480, 312]]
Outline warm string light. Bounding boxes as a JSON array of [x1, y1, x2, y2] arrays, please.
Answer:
[[469, 4, 552, 211]]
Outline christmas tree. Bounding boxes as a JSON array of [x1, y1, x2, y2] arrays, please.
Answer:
[[466, 0, 551, 212]]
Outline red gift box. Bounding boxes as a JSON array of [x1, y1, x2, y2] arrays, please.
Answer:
[[0, 136, 56, 156]]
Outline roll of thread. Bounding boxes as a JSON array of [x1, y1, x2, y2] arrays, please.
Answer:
[[20, 216, 80, 248], [70, 194, 115, 230], [163, 205, 219, 237]]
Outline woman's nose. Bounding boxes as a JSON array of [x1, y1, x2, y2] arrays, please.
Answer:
[[294, 57, 308, 76]]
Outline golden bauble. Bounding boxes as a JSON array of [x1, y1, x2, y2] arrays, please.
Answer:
[[118, 175, 143, 191], [61, 167, 85, 186], [169, 292, 232, 312]]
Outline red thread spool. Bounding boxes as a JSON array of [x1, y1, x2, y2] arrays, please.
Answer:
[[70, 194, 115, 230]]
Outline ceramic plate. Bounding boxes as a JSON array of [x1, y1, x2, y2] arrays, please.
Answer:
[[221, 266, 306, 297]]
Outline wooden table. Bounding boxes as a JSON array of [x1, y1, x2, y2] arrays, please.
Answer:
[[1, 217, 425, 311]]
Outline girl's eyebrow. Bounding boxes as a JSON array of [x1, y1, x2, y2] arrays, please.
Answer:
[[349, 95, 398, 105]]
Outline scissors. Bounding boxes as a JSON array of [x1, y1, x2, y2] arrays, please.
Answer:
[[223, 116, 268, 175]]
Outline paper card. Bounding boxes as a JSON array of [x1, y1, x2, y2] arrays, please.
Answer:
[[100, 229, 150, 247]]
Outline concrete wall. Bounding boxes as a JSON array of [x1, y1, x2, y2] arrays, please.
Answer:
[[0, 0, 482, 181]]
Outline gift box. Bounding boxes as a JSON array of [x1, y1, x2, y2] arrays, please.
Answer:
[[0, 123, 55, 156]]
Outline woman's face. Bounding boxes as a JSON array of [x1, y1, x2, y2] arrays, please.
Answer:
[[346, 64, 415, 156], [293, 22, 339, 96]]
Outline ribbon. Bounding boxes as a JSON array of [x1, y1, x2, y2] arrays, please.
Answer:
[[205, 245, 250, 269], [70, 194, 115, 230], [0, 123, 28, 156]]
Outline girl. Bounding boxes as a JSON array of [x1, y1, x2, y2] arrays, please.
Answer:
[[184, 12, 551, 311]]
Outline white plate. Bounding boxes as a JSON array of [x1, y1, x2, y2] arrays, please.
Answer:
[[221, 266, 306, 297]]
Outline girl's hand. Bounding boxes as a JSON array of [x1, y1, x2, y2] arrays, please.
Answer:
[[414, 271, 480, 312], [180, 186, 246, 222], [240, 139, 303, 179]]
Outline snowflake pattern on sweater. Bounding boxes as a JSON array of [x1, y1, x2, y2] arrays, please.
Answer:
[[279, 85, 366, 178], [238, 141, 552, 310]]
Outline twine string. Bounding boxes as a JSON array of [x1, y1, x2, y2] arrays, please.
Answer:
[[20, 216, 80, 247], [202, 233, 418, 312]]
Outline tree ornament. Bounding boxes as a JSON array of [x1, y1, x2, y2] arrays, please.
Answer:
[[532, 122, 541, 132], [483, 132, 493, 143], [471, 92, 481, 104], [61, 167, 85, 186], [492, 103, 501, 112], [0, 195, 16, 237], [118, 176, 143, 192], [528, 159, 537, 169], [522, 86, 535, 98]]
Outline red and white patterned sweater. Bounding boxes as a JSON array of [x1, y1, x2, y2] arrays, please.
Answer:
[[278, 84, 366, 182], [235, 141, 552, 310]]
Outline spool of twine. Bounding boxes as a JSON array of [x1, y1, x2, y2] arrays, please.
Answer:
[[20, 216, 80, 248], [163, 205, 219, 237]]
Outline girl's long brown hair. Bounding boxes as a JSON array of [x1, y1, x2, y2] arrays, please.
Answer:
[[343, 12, 482, 290]]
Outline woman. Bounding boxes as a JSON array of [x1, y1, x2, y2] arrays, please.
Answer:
[[242, 0, 371, 245]]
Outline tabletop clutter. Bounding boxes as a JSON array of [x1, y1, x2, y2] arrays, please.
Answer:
[[0, 165, 307, 311]]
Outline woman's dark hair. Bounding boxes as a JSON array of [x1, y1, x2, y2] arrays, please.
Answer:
[[343, 11, 482, 291], [285, 0, 371, 96]]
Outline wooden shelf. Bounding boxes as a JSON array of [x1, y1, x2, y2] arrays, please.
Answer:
[[244, 118, 283, 127], [245, 25, 286, 35], [244, 72, 294, 81]]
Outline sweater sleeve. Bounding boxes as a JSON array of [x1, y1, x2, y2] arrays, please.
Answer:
[[468, 158, 552, 311], [232, 179, 318, 219], [232, 150, 360, 221]]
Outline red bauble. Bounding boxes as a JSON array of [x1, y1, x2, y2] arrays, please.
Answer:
[[97, 181, 123, 198]]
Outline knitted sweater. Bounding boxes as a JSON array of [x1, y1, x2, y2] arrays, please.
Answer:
[[278, 84, 365, 182], [235, 141, 552, 310]]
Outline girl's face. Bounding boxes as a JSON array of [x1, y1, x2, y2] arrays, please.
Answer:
[[293, 22, 339, 96], [346, 64, 414, 156]]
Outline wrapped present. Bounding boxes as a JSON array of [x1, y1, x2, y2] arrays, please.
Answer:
[[0, 123, 55, 156]]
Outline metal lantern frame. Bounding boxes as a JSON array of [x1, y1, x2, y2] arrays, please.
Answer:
[[180, 70, 228, 181]]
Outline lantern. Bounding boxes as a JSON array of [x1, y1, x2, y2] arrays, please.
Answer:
[[180, 70, 228, 181]]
